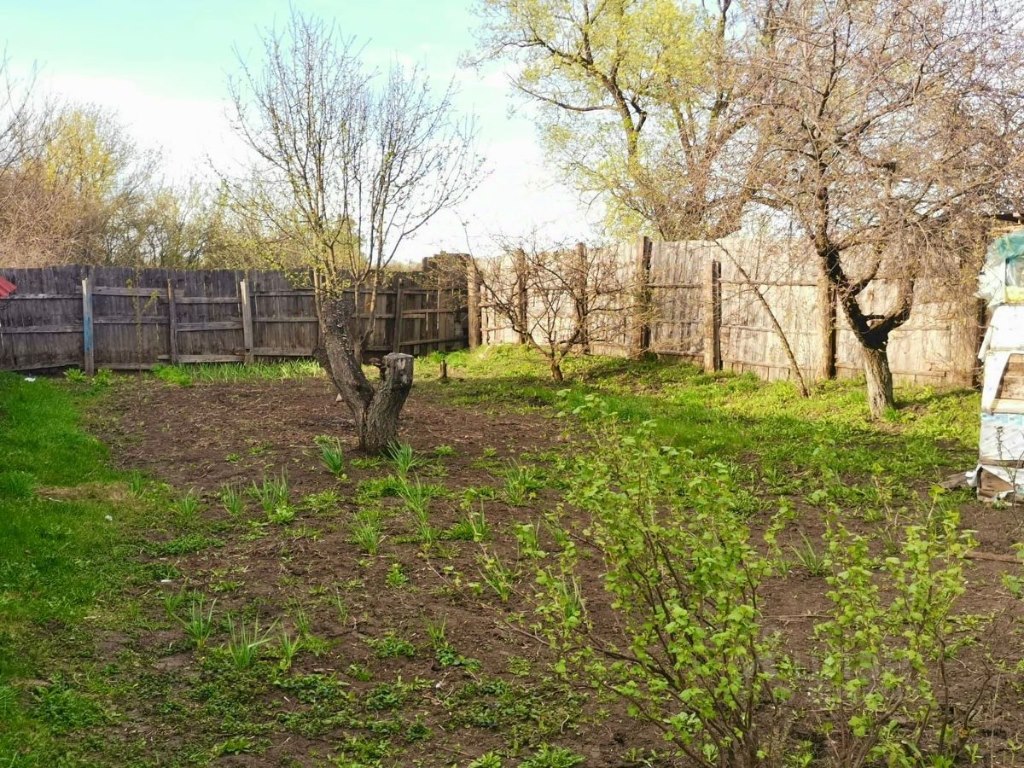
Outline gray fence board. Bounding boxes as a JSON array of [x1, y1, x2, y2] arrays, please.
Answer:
[[0, 261, 468, 372]]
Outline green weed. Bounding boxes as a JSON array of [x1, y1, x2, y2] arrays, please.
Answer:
[[179, 595, 216, 650], [520, 744, 585, 768], [276, 630, 303, 672], [172, 489, 202, 523], [387, 442, 425, 476], [789, 533, 828, 576], [385, 562, 409, 588], [220, 483, 244, 517], [304, 489, 340, 514], [351, 509, 384, 555], [468, 753, 503, 768], [477, 553, 516, 603], [501, 461, 545, 506], [366, 632, 416, 659], [315, 435, 347, 477], [249, 472, 290, 515], [225, 615, 275, 669]]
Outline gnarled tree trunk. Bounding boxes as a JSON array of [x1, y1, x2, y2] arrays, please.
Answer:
[[550, 358, 564, 382], [862, 344, 894, 419], [317, 297, 414, 453]]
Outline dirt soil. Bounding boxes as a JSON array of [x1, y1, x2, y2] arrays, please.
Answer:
[[91, 376, 662, 767], [88, 376, 1024, 767]]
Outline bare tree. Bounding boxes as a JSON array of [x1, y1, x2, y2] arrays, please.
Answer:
[[227, 10, 482, 451], [0, 100, 165, 268], [477, 235, 636, 381], [0, 53, 61, 267], [751, 0, 1024, 417]]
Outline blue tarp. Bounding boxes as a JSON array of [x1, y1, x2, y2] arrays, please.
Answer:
[[980, 229, 1024, 306]]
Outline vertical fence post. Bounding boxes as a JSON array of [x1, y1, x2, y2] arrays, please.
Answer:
[[239, 278, 254, 364], [81, 276, 95, 375], [514, 248, 529, 344], [166, 280, 179, 365], [467, 258, 482, 350], [703, 258, 722, 372], [436, 284, 443, 352], [817, 269, 837, 381], [575, 242, 591, 354], [392, 275, 405, 353], [631, 236, 653, 358]]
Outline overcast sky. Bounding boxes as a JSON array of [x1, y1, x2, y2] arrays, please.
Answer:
[[0, 0, 602, 261]]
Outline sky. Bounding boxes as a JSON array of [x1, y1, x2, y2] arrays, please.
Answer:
[[0, 0, 601, 261]]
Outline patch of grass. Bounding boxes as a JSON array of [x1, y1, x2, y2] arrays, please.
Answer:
[[346, 663, 373, 682], [501, 461, 545, 506], [276, 630, 303, 672], [250, 471, 289, 511], [178, 594, 217, 650], [220, 483, 245, 517], [468, 753, 504, 768], [351, 456, 385, 470], [0, 469, 36, 498], [477, 552, 517, 603], [315, 434, 347, 478], [385, 562, 409, 588], [443, 676, 585, 744], [397, 475, 432, 516], [147, 533, 223, 556], [152, 364, 194, 387], [267, 503, 296, 525], [31, 676, 108, 733], [446, 508, 490, 542], [364, 681, 412, 711], [153, 361, 322, 387], [438, 346, 978, 499], [789, 532, 828, 576], [304, 488, 341, 514], [127, 469, 147, 496], [366, 632, 416, 660], [357, 474, 406, 502], [520, 744, 585, 768], [351, 509, 384, 555], [224, 615, 275, 670], [387, 442, 426, 476], [0, 376, 134, 678], [427, 619, 481, 671], [211, 735, 257, 757], [171, 488, 202, 524]]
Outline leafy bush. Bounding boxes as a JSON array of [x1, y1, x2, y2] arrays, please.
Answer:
[[538, 395, 794, 767], [812, 503, 982, 766], [535, 394, 988, 766]]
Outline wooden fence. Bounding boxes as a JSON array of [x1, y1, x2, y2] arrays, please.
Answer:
[[478, 237, 984, 387], [0, 261, 469, 372]]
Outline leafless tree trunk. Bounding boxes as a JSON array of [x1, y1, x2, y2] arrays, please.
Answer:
[[317, 297, 413, 452], [750, 0, 1024, 417], [226, 9, 481, 451]]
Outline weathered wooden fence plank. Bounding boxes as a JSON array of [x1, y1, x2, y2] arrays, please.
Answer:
[[167, 280, 179, 364], [239, 279, 254, 365], [82, 277, 94, 375], [0, 260, 468, 372], [478, 236, 983, 388]]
